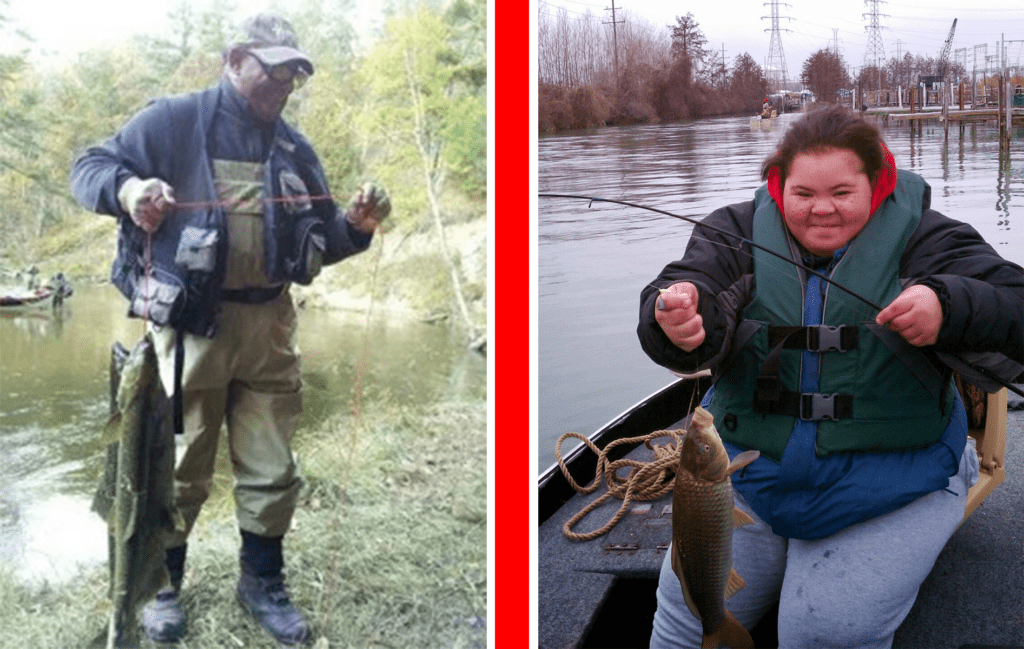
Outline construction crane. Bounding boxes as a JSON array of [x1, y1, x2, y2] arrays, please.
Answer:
[[937, 18, 957, 80], [938, 18, 957, 136]]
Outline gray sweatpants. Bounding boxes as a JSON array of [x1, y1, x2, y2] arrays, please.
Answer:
[[650, 439, 980, 649]]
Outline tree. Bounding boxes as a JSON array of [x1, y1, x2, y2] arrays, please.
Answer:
[[668, 13, 707, 87], [729, 53, 769, 114], [800, 49, 850, 103], [360, 4, 485, 343]]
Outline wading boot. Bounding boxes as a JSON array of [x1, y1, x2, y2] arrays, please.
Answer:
[[141, 587, 186, 643], [238, 530, 308, 645], [142, 545, 187, 642], [237, 572, 309, 645]]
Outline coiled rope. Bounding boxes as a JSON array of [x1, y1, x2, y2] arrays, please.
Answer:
[[556, 428, 682, 541]]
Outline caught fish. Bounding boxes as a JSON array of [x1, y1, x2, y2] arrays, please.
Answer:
[[671, 407, 760, 649], [91, 335, 178, 648]]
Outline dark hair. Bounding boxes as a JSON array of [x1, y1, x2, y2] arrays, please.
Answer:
[[761, 103, 886, 187]]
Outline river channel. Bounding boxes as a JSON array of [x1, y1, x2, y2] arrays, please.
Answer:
[[538, 112, 1024, 474], [0, 283, 486, 584]]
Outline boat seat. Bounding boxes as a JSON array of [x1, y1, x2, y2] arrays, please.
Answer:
[[962, 388, 1008, 521]]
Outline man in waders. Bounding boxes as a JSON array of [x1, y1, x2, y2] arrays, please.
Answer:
[[70, 14, 390, 645]]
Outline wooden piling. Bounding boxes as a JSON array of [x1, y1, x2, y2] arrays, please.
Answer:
[[998, 75, 1005, 145]]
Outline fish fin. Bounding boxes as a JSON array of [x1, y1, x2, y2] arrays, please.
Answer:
[[732, 507, 755, 527], [726, 450, 760, 476], [671, 545, 702, 620], [702, 610, 754, 649], [724, 568, 746, 599], [99, 412, 122, 445]]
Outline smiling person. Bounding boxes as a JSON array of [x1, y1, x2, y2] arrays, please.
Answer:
[[638, 104, 1024, 648], [71, 13, 391, 646]]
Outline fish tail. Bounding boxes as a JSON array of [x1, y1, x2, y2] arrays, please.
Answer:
[[701, 610, 753, 649]]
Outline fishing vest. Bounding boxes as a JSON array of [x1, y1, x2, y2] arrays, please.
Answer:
[[707, 170, 953, 462], [110, 85, 327, 337]]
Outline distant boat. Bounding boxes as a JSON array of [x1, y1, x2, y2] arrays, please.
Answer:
[[0, 279, 73, 309]]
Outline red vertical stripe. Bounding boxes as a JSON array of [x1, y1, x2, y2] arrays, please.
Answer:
[[495, 1, 529, 647]]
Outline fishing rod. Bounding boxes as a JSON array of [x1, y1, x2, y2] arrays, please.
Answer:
[[539, 192, 1024, 398], [539, 192, 885, 312]]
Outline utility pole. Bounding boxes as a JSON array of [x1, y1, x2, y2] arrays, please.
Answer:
[[895, 39, 905, 101], [762, 0, 792, 93], [833, 29, 840, 57], [720, 43, 728, 87], [863, 0, 888, 105], [603, 0, 625, 93], [975, 44, 988, 106]]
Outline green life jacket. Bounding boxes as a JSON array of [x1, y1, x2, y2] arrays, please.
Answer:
[[707, 170, 953, 463]]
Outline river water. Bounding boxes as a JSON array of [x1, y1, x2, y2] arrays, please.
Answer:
[[538, 113, 1024, 474], [0, 283, 486, 584]]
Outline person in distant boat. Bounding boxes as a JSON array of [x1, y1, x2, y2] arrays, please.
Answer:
[[70, 13, 390, 646], [638, 103, 1024, 649]]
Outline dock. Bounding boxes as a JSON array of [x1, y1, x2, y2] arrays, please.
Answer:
[[879, 107, 1024, 125]]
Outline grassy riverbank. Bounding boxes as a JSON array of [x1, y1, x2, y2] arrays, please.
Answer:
[[0, 398, 487, 648]]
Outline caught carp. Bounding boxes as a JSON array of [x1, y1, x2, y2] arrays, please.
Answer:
[[671, 407, 760, 649], [91, 335, 178, 648]]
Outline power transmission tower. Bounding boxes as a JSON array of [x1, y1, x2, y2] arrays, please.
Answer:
[[862, 0, 887, 101], [762, 1, 792, 93], [603, 0, 625, 90], [833, 29, 840, 57]]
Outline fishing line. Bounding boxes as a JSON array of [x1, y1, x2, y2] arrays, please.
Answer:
[[167, 193, 341, 211], [539, 192, 885, 313], [652, 231, 879, 325], [542, 192, 1024, 398]]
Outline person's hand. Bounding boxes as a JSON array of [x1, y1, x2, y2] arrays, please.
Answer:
[[875, 284, 942, 347], [117, 177, 175, 234], [346, 181, 391, 234], [654, 282, 705, 352]]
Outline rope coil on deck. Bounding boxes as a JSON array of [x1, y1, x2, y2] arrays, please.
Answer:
[[556, 429, 682, 541]]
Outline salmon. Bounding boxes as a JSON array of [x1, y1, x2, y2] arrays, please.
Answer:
[[671, 407, 760, 649]]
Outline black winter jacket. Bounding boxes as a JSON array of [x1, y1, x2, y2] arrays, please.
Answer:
[[638, 183, 1024, 375], [71, 82, 370, 336]]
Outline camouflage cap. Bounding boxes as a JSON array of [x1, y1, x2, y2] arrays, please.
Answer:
[[230, 13, 314, 74]]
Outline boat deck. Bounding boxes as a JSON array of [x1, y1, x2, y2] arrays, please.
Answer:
[[538, 397, 1024, 648]]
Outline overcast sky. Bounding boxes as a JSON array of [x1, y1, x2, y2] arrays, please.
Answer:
[[537, 0, 1024, 81], [2, 0, 383, 64]]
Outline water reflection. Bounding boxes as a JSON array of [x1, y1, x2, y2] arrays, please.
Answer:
[[0, 283, 485, 583]]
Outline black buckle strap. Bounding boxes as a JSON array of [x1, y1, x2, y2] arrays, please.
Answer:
[[797, 392, 853, 420], [755, 328, 855, 418], [767, 325, 858, 353], [756, 389, 854, 420]]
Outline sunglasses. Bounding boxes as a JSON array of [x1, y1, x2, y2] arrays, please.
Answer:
[[248, 52, 310, 89]]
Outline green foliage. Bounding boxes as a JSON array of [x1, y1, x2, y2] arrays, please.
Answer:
[[0, 0, 485, 314], [359, 4, 486, 207]]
